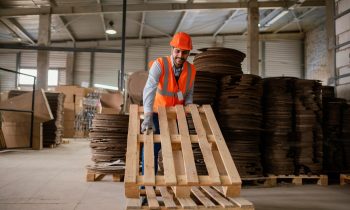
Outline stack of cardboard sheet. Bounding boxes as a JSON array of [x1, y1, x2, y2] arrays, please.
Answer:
[[194, 47, 245, 76], [0, 128, 6, 149], [87, 114, 129, 174], [0, 89, 53, 149], [193, 71, 219, 106], [262, 77, 296, 175], [217, 74, 264, 177], [7, 90, 65, 147], [294, 79, 323, 174]]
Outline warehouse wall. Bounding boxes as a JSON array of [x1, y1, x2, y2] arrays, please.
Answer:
[[0, 34, 304, 90], [0, 53, 17, 91], [335, 0, 350, 100], [305, 23, 329, 84]]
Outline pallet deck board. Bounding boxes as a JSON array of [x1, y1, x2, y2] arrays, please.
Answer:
[[158, 106, 177, 185]]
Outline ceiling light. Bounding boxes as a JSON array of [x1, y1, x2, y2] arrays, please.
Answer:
[[265, 10, 289, 26], [105, 21, 117, 35]]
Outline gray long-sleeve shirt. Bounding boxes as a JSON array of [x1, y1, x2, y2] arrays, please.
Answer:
[[143, 56, 194, 113]]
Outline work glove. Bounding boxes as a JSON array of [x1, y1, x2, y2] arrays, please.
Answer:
[[141, 112, 154, 134]]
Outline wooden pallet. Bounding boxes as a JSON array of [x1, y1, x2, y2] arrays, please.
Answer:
[[340, 174, 350, 185], [125, 104, 242, 198], [86, 170, 124, 182], [126, 186, 254, 210], [265, 175, 328, 186]]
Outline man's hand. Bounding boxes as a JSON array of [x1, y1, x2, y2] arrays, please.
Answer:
[[141, 112, 154, 134]]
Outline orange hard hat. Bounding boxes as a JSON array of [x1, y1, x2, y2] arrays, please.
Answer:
[[170, 32, 193, 50]]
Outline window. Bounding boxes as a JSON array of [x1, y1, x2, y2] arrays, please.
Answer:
[[19, 69, 59, 86]]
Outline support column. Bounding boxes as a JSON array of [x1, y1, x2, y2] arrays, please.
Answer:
[[37, 12, 51, 90], [66, 52, 75, 85], [325, 0, 335, 85], [89, 52, 95, 87], [247, 0, 259, 75]]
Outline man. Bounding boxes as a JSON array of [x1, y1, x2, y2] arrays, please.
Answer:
[[141, 32, 196, 175]]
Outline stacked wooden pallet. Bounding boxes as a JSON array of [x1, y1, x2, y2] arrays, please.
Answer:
[[125, 104, 254, 210]]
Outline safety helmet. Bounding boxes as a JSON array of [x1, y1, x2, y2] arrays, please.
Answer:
[[170, 32, 193, 50]]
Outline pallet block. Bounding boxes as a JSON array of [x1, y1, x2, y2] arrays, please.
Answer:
[[126, 186, 254, 210], [340, 174, 350, 185], [86, 170, 124, 182], [125, 104, 241, 198]]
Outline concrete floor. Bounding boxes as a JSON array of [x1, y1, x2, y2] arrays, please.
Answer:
[[0, 139, 349, 210]]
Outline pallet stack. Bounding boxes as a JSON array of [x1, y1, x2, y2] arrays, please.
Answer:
[[125, 104, 254, 209], [86, 114, 129, 181], [217, 74, 264, 177]]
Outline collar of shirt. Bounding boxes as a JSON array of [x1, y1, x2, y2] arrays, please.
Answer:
[[170, 56, 183, 77]]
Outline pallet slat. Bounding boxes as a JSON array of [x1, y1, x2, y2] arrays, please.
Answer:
[[191, 187, 216, 208], [125, 105, 141, 197], [158, 187, 177, 209], [144, 133, 155, 185], [175, 105, 198, 185], [203, 105, 241, 184], [189, 104, 221, 185], [158, 106, 177, 185], [201, 186, 234, 208], [145, 186, 160, 209]]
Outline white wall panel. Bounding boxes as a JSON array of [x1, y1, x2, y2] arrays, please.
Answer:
[[125, 46, 145, 74], [0, 53, 17, 91], [265, 40, 302, 78], [94, 53, 120, 87], [74, 52, 91, 86]]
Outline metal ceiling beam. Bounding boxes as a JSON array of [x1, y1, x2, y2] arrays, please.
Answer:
[[0, 44, 121, 53], [173, 0, 194, 34], [128, 18, 171, 38], [0, 1, 325, 17], [273, 7, 317, 33], [57, 16, 76, 42], [0, 18, 35, 44], [139, 12, 146, 39], [97, 0, 108, 41], [241, 8, 282, 35], [139, 0, 147, 39], [213, 10, 240, 37]]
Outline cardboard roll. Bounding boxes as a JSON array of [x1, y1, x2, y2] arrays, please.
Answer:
[[193, 88, 217, 94], [127, 71, 148, 103], [194, 65, 243, 75]]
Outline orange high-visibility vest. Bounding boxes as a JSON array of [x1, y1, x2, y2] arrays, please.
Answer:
[[153, 56, 196, 112]]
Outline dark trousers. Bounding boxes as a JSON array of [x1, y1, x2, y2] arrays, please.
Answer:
[[141, 113, 161, 176]]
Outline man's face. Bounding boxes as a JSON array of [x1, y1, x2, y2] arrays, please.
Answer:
[[172, 47, 190, 67]]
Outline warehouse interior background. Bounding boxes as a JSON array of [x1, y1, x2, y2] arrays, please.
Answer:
[[0, 0, 350, 210]]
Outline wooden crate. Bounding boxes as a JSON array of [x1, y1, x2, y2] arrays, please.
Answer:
[[340, 174, 350, 185], [125, 104, 241, 198], [126, 186, 254, 210]]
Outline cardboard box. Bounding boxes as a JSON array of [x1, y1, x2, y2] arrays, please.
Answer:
[[101, 107, 119, 114]]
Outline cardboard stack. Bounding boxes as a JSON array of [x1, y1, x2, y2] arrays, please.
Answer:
[[55, 86, 93, 138]]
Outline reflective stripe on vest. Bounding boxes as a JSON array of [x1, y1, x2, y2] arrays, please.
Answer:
[[157, 57, 192, 98]]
